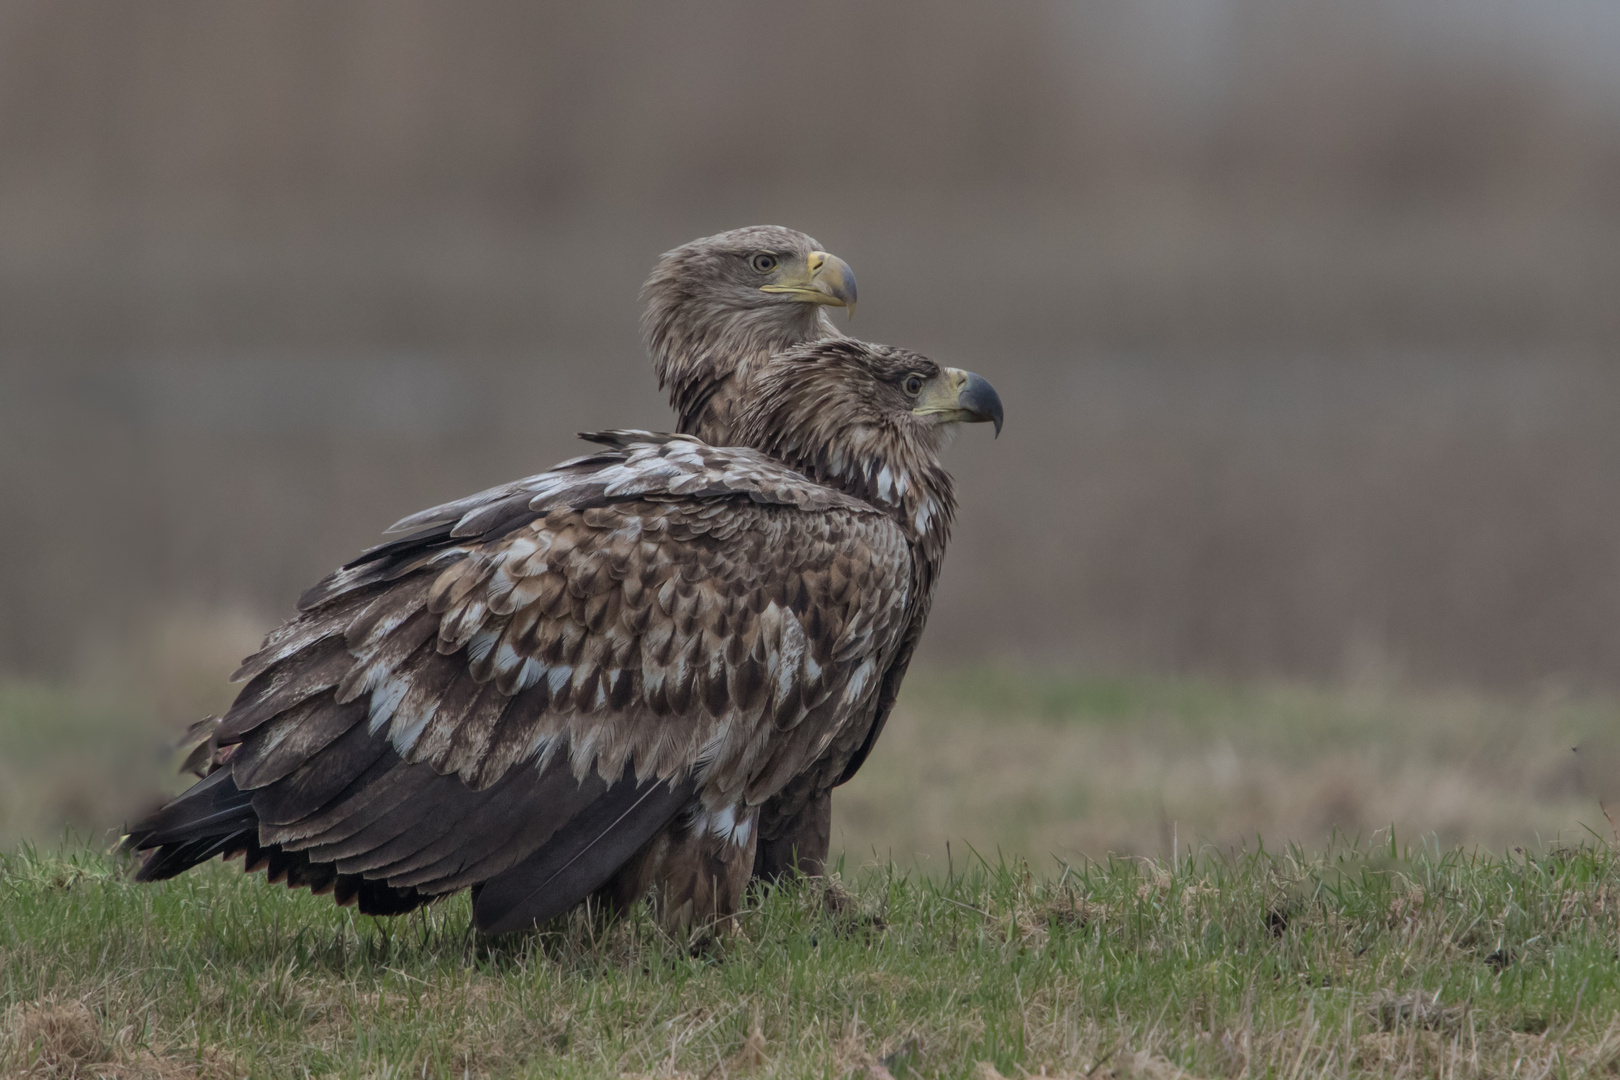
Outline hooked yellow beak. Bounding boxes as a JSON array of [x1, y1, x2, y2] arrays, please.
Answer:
[[912, 367, 1004, 437], [758, 250, 858, 319]]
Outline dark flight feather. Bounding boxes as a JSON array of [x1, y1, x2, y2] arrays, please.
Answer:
[[473, 773, 697, 934], [128, 769, 254, 858]]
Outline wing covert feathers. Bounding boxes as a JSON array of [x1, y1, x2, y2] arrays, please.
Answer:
[[218, 436, 907, 800]]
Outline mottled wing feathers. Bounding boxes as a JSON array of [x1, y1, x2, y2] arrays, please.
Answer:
[[384, 432, 868, 536], [221, 435, 909, 810]]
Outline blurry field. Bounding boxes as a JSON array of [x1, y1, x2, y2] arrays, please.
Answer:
[[834, 671, 1620, 871], [3, 663, 1616, 864], [10, 4, 1620, 693], [0, 609, 261, 853], [0, 683, 162, 854]]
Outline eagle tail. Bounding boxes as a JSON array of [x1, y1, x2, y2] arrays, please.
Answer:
[[121, 767, 429, 915], [125, 728, 699, 929], [123, 768, 257, 880]]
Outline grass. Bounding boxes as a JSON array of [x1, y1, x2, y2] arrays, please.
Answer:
[[0, 683, 170, 853], [3, 839, 1619, 1078], [836, 669, 1618, 868], [4, 666, 1620, 1075]]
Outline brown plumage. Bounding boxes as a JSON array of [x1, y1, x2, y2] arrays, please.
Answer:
[[642, 225, 856, 446], [124, 340, 1000, 933]]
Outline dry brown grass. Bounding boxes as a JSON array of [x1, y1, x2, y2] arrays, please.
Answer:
[[835, 672, 1616, 871], [1, 997, 240, 1080]]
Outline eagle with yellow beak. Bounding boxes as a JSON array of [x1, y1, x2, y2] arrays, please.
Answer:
[[642, 225, 858, 447]]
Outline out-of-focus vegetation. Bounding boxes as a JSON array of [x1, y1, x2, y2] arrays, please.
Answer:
[[0, 608, 257, 851], [5, 2, 1620, 690], [837, 669, 1620, 868], [0, 683, 159, 853]]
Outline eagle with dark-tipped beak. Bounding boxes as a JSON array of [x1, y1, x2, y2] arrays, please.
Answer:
[[124, 334, 1001, 933]]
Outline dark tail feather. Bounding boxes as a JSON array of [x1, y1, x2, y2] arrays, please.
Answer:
[[237, 834, 427, 915], [134, 832, 251, 882], [124, 769, 259, 881], [473, 775, 695, 934], [127, 731, 692, 925], [125, 770, 430, 915]]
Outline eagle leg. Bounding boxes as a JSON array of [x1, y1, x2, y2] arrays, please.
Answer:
[[751, 784, 831, 881]]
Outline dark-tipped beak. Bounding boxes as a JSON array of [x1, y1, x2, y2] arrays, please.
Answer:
[[806, 251, 857, 317], [956, 370, 1004, 437], [760, 250, 858, 319]]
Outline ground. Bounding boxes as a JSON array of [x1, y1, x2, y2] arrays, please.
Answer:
[[2, 841, 1618, 1078], [2, 669, 1619, 1077]]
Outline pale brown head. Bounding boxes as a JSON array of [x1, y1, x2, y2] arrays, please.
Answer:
[[641, 225, 857, 444], [736, 339, 1002, 548]]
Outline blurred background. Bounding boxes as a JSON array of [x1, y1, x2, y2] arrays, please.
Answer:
[[3, 1, 1619, 862]]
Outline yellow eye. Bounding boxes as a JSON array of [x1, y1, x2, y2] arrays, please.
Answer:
[[751, 253, 778, 273], [904, 374, 925, 396]]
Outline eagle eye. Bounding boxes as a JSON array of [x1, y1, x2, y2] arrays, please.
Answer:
[[903, 374, 925, 396], [750, 253, 778, 273]]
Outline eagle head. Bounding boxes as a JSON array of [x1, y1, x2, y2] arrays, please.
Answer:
[[643, 224, 856, 325], [642, 226, 859, 444], [738, 340, 1002, 535]]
